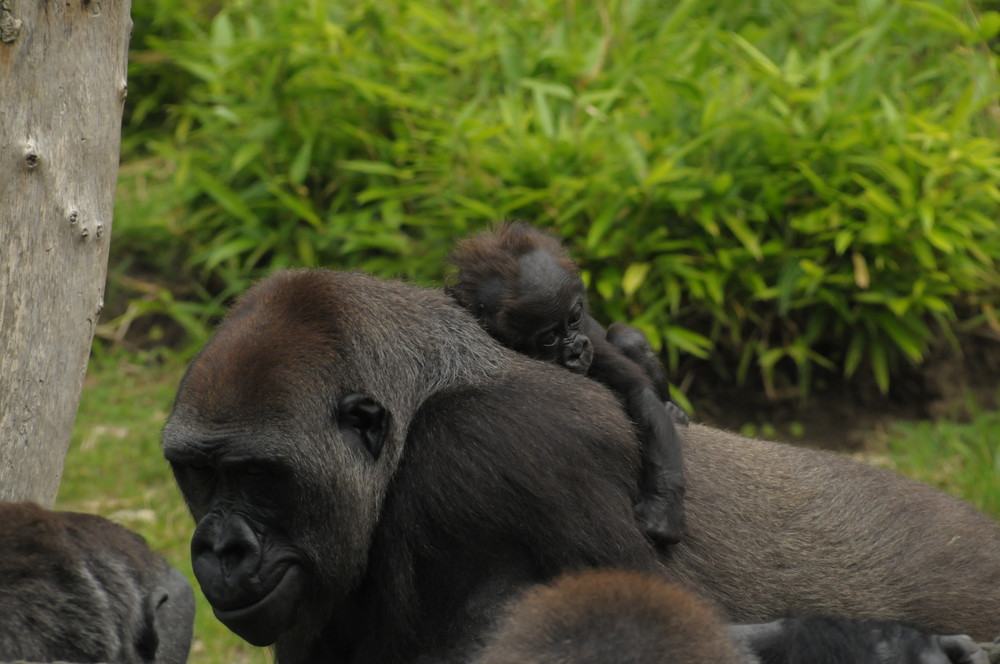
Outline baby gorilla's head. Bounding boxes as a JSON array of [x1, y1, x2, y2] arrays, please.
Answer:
[[450, 222, 594, 373]]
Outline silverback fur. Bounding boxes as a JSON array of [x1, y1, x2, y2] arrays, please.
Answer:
[[669, 425, 1000, 638]]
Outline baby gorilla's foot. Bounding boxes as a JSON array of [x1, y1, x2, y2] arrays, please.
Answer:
[[634, 492, 686, 547], [665, 401, 689, 427], [607, 323, 690, 425]]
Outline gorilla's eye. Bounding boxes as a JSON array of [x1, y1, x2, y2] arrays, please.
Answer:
[[569, 303, 583, 328], [177, 462, 216, 498], [186, 463, 212, 478], [540, 330, 560, 347]]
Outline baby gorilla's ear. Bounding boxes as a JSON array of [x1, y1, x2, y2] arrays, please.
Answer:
[[475, 276, 509, 316]]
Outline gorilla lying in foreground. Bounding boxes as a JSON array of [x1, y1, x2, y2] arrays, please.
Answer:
[[0, 501, 195, 664], [162, 269, 1000, 664], [476, 569, 987, 664]]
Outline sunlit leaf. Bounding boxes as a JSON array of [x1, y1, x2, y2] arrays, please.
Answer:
[[622, 263, 651, 297]]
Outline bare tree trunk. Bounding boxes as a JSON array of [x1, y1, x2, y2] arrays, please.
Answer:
[[0, 0, 132, 505]]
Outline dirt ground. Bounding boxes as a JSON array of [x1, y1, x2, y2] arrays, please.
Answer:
[[689, 333, 1000, 450]]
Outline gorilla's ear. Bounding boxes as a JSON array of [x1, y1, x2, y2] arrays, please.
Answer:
[[337, 394, 389, 460], [148, 567, 196, 664], [135, 587, 162, 662]]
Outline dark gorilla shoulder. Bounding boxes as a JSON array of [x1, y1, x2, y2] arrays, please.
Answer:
[[0, 501, 195, 664]]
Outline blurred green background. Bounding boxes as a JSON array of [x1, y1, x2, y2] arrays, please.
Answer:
[[108, 0, 1000, 398], [53, 0, 1000, 662]]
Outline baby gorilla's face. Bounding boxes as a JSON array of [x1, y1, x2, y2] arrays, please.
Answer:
[[521, 297, 594, 374], [502, 249, 595, 374]]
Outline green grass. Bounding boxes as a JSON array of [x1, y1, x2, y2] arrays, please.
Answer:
[[57, 354, 1000, 663], [56, 353, 270, 664], [866, 401, 1000, 519]]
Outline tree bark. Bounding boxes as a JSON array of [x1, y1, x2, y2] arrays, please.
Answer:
[[0, 0, 132, 505]]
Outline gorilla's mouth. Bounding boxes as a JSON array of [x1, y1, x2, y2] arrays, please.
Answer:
[[564, 345, 594, 374], [211, 564, 307, 647]]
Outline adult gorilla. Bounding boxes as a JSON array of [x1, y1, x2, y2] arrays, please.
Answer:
[[162, 269, 1000, 664]]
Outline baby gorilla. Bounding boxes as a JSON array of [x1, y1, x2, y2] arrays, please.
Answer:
[[450, 221, 687, 544]]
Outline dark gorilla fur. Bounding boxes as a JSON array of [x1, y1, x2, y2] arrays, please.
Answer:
[[449, 221, 688, 544], [163, 269, 1000, 664], [478, 569, 987, 664], [737, 615, 987, 664], [0, 501, 195, 664]]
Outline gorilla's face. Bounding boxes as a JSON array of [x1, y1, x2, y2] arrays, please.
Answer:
[[162, 272, 406, 647]]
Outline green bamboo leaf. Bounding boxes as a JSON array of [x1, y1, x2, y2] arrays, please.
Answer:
[[336, 73, 431, 109], [711, 172, 733, 194], [521, 79, 574, 100], [728, 33, 782, 79], [290, 140, 313, 185], [192, 169, 257, 224], [926, 228, 954, 253], [873, 312, 925, 363], [855, 292, 887, 304], [759, 348, 786, 371], [917, 202, 934, 232], [948, 83, 975, 133], [586, 208, 618, 253], [852, 174, 901, 216], [911, 241, 936, 270], [622, 263, 651, 298], [596, 270, 618, 302], [834, 231, 853, 256], [720, 211, 762, 260], [663, 326, 713, 359], [660, 0, 700, 35], [337, 160, 413, 178], [922, 296, 952, 314], [776, 261, 803, 315], [447, 194, 498, 219], [531, 87, 554, 139], [398, 32, 454, 65], [980, 12, 1000, 40], [617, 132, 648, 183], [296, 236, 317, 267], [230, 142, 264, 176], [266, 183, 322, 229], [870, 342, 890, 394], [904, 0, 976, 39], [644, 159, 679, 187], [848, 156, 913, 205], [201, 237, 259, 272], [886, 297, 910, 317], [844, 333, 866, 378], [210, 11, 234, 50], [667, 188, 705, 204]]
